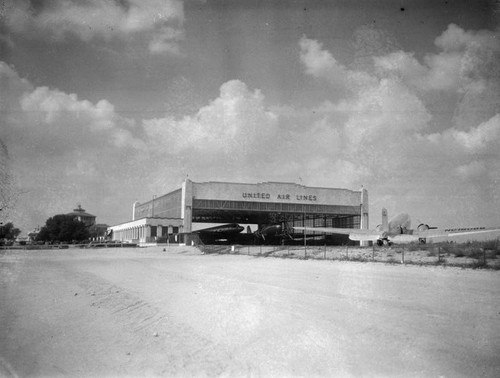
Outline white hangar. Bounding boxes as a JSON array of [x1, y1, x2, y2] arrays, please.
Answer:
[[108, 179, 369, 245]]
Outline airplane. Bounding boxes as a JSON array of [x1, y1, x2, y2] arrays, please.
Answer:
[[193, 223, 244, 243], [293, 208, 500, 246], [193, 223, 292, 245], [254, 224, 289, 241]]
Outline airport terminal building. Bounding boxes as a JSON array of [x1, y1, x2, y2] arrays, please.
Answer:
[[108, 180, 369, 245]]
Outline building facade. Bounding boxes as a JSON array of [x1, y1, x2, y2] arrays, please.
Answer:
[[108, 180, 369, 245], [67, 204, 96, 227]]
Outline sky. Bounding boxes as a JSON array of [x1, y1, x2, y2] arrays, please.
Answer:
[[1, 0, 499, 234]]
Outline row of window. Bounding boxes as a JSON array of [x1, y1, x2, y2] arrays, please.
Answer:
[[192, 199, 359, 215]]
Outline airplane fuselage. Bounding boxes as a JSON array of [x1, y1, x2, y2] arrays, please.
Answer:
[[194, 223, 244, 235]]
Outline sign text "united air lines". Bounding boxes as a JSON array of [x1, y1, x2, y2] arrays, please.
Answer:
[[242, 193, 317, 201]]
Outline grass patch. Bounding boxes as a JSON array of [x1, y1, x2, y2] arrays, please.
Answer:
[[197, 241, 500, 270]]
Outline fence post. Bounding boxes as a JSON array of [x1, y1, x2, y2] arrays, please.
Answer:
[[372, 244, 375, 261], [346, 245, 349, 259], [401, 248, 405, 264], [438, 247, 440, 263]]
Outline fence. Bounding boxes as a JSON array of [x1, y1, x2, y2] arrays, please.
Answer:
[[200, 242, 500, 269]]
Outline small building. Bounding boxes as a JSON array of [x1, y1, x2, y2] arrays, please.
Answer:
[[27, 228, 40, 243], [90, 223, 110, 241], [67, 204, 96, 227]]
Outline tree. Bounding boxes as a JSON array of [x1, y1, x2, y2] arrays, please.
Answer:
[[0, 222, 21, 240], [0, 139, 20, 221], [37, 215, 90, 243]]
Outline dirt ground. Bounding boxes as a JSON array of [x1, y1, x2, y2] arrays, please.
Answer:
[[1, 246, 499, 377]]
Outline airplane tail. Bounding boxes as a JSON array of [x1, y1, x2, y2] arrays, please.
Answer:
[[381, 208, 389, 232]]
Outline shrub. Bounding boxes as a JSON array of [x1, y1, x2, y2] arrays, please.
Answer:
[[468, 249, 485, 260]]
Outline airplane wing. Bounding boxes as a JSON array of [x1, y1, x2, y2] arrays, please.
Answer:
[[293, 227, 382, 241], [417, 227, 500, 239], [446, 228, 500, 237]]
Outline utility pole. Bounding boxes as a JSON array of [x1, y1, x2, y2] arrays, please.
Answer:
[[303, 210, 307, 258]]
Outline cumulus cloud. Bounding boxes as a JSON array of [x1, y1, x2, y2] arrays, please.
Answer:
[[298, 35, 379, 95], [299, 36, 347, 83], [138, 80, 289, 188], [17, 86, 145, 151], [144, 80, 278, 158], [1, 63, 145, 155], [299, 36, 378, 95], [374, 50, 463, 92], [3, 21, 499, 230], [455, 161, 487, 180], [435, 23, 500, 52], [0, 62, 33, 113], [452, 114, 500, 152], [297, 27, 500, 224], [4, 0, 184, 54], [0, 62, 148, 228], [374, 23, 500, 94]]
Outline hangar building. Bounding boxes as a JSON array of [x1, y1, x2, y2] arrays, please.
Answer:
[[108, 180, 369, 245]]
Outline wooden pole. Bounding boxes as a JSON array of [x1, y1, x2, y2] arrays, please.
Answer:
[[303, 212, 307, 258]]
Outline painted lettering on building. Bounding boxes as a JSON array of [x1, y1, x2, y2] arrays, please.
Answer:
[[295, 194, 317, 201], [242, 193, 317, 201], [242, 192, 271, 199]]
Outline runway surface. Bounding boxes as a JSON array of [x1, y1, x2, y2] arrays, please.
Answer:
[[1, 247, 499, 377]]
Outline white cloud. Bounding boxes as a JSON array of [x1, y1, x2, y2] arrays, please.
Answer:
[[144, 80, 278, 157], [455, 161, 487, 180], [297, 28, 500, 225], [4, 0, 184, 55], [1, 62, 146, 156], [0, 62, 33, 113], [2, 22, 500, 231], [452, 114, 500, 152], [0, 62, 149, 229], [374, 23, 500, 94], [148, 26, 184, 55], [299, 36, 347, 85], [19, 86, 144, 150], [435, 23, 500, 53]]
